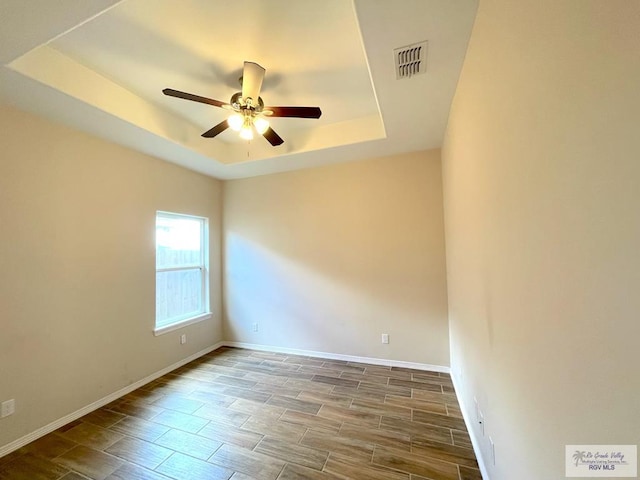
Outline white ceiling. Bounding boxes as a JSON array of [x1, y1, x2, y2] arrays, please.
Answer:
[[0, 0, 478, 179]]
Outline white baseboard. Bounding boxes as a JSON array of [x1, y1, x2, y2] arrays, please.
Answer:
[[0, 342, 224, 458], [451, 373, 491, 480], [223, 341, 451, 373]]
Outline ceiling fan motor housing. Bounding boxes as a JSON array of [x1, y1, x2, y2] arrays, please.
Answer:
[[230, 92, 265, 113]]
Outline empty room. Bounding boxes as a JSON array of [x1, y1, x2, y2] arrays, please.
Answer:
[[1, 1, 638, 480]]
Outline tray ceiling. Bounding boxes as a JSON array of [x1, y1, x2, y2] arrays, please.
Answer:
[[0, 0, 478, 179]]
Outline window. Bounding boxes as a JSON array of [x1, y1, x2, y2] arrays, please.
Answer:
[[155, 212, 210, 335]]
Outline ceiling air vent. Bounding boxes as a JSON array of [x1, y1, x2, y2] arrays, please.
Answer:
[[394, 41, 428, 79]]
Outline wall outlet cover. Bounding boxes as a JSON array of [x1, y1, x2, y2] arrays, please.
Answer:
[[1, 399, 15, 418]]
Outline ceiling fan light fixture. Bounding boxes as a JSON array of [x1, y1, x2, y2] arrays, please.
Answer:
[[227, 113, 243, 131], [239, 126, 254, 140], [254, 116, 270, 134], [240, 116, 254, 140]]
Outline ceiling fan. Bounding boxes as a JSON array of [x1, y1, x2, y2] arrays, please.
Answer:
[[163, 61, 322, 146]]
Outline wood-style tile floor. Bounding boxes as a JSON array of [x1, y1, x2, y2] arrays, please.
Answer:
[[0, 347, 481, 480]]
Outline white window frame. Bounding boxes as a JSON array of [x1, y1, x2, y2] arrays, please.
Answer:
[[154, 211, 211, 336]]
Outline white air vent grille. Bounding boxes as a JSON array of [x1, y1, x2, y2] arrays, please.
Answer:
[[394, 41, 428, 79]]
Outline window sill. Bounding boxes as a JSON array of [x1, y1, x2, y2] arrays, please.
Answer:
[[154, 313, 212, 336]]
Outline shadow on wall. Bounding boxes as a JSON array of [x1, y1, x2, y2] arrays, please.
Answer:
[[225, 232, 417, 351], [223, 230, 449, 363]]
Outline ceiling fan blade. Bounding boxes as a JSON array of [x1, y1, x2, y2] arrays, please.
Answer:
[[241, 61, 265, 103], [262, 127, 284, 146], [201, 120, 229, 138], [265, 106, 322, 119], [163, 88, 227, 108]]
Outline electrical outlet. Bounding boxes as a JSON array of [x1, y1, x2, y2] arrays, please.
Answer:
[[1, 399, 15, 418], [381, 334, 389, 344], [180, 334, 187, 345], [252, 323, 258, 332], [489, 436, 496, 465]]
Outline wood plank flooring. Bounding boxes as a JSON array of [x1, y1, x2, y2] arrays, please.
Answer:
[[0, 347, 481, 480]]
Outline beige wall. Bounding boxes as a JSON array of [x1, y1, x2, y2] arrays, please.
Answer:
[[442, 1, 640, 478], [0, 105, 223, 449], [223, 150, 449, 366]]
